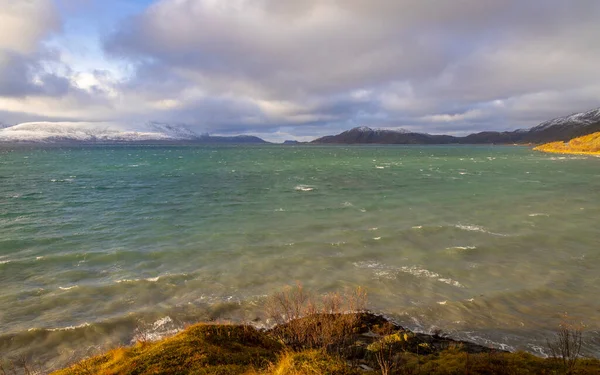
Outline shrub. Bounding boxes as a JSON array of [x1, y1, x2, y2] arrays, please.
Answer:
[[546, 313, 585, 374], [265, 284, 367, 353]]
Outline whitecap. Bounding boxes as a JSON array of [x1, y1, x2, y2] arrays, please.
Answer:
[[412, 225, 423, 229], [528, 344, 548, 358], [528, 213, 549, 217], [446, 246, 476, 251], [438, 278, 464, 288], [115, 278, 140, 283], [353, 261, 464, 288], [454, 224, 507, 237], [373, 237, 381, 240], [294, 185, 314, 192], [437, 301, 447, 305], [146, 276, 160, 282], [0, 260, 11, 265], [153, 316, 173, 329], [47, 323, 91, 332], [374, 270, 396, 279], [375, 166, 385, 169], [59, 286, 78, 291]]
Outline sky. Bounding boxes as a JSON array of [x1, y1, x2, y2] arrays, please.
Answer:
[[1, 0, 600, 142]]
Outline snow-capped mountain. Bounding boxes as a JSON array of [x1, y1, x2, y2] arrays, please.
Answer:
[[0, 122, 195, 143], [147, 122, 200, 140], [313, 107, 600, 144], [0, 121, 268, 144], [531, 108, 600, 132]]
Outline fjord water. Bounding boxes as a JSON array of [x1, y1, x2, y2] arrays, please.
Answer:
[[1, 145, 599, 366]]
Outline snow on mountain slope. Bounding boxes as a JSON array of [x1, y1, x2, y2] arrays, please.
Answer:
[[0, 122, 200, 143], [531, 107, 600, 131]]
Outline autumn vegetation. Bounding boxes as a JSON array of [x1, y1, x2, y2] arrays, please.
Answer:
[[534, 131, 600, 155], [2, 285, 599, 374]]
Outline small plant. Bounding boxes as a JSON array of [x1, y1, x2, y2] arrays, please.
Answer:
[[546, 313, 585, 374], [367, 331, 413, 375]]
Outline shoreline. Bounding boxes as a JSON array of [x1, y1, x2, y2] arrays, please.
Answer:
[[533, 147, 600, 156], [47, 312, 600, 375]]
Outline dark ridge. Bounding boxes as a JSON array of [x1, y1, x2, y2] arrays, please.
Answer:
[[312, 107, 600, 144]]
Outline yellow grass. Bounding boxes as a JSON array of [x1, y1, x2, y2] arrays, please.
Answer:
[[534, 132, 600, 155]]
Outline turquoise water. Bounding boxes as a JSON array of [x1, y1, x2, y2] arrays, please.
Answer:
[[1, 144, 599, 367]]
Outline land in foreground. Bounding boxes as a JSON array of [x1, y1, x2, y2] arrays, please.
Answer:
[[48, 312, 600, 375]]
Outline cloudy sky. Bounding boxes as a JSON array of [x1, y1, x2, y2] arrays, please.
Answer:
[[1, 0, 600, 142]]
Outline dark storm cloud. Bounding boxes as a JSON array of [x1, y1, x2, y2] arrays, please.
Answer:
[[100, 0, 600, 136], [0, 0, 89, 100], [0, 50, 74, 97], [4, 0, 600, 139]]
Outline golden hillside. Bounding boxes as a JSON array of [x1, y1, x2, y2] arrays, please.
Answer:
[[534, 131, 600, 155]]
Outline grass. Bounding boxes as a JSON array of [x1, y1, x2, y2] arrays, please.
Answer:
[[534, 132, 600, 155], [15, 285, 600, 374], [51, 324, 282, 375], [49, 325, 600, 375]]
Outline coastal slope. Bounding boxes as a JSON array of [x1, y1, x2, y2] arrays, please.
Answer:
[[534, 131, 600, 155], [51, 313, 600, 375]]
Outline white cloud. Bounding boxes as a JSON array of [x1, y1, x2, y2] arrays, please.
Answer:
[[0, 0, 60, 54]]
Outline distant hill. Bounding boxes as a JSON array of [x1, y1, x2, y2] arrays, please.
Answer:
[[312, 107, 600, 145], [534, 131, 600, 155], [197, 134, 268, 144], [0, 121, 268, 144], [314, 126, 456, 144]]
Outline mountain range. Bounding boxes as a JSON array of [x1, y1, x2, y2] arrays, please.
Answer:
[[312, 107, 600, 144], [1, 107, 599, 144], [0, 121, 267, 144]]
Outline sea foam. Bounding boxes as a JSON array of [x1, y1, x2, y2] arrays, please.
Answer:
[[353, 261, 464, 288]]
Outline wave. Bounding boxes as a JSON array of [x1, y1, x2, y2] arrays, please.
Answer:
[[410, 224, 507, 237], [294, 185, 315, 192], [454, 224, 508, 237], [59, 286, 79, 291], [353, 261, 464, 288], [115, 276, 163, 284], [446, 246, 477, 253], [47, 322, 91, 332]]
